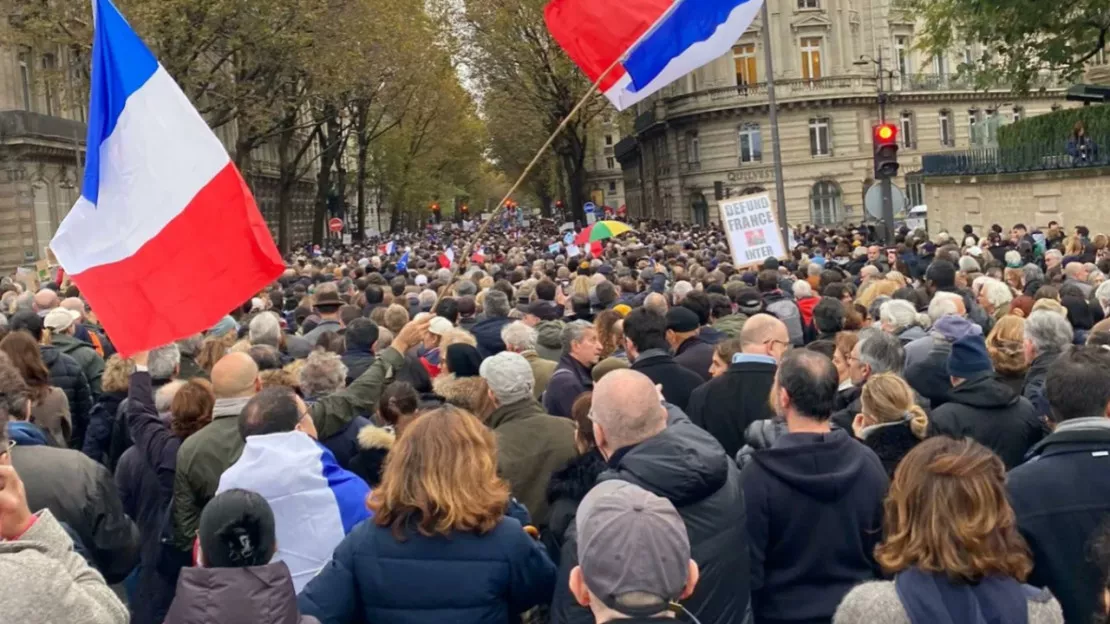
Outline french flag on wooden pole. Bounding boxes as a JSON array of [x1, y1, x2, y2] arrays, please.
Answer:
[[49, 0, 283, 356], [544, 0, 765, 111]]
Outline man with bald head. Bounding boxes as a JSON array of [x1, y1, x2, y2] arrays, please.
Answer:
[[172, 316, 431, 550], [551, 369, 749, 624], [34, 288, 59, 316], [685, 314, 787, 457]]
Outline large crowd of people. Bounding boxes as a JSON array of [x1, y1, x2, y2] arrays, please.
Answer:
[[4, 215, 1110, 623]]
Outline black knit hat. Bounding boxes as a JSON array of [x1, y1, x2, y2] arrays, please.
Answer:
[[198, 489, 276, 568], [445, 344, 483, 378]]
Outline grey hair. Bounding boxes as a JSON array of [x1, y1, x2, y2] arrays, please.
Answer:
[[177, 333, 203, 357], [673, 281, 694, 303], [561, 320, 596, 353], [248, 312, 282, 348], [857, 328, 905, 375], [958, 256, 980, 273], [12, 292, 33, 315], [1024, 310, 1073, 355], [149, 344, 182, 381], [418, 289, 438, 310], [980, 279, 1014, 309], [1096, 280, 1110, 305], [1044, 249, 1062, 260], [299, 351, 348, 398], [1004, 250, 1022, 267], [928, 291, 963, 322], [455, 281, 478, 297], [484, 290, 511, 318], [501, 321, 538, 352], [807, 263, 823, 277], [154, 380, 186, 414], [792, 280, 813, 298], [879, 300, 919, 333], [436, 268, 452, 283], [1022, 263, 1044, 284]]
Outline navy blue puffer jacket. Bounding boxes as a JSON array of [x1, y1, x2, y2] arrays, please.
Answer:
[[298, 516, 556, 624]]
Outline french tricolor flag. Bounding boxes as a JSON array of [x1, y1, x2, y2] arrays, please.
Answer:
[[49, 0, 283, 356], [545, 0, 765, 111], [438, 247, 455, 269]]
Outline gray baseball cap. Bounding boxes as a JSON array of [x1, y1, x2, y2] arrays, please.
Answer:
[[575, 480, 690, 616]]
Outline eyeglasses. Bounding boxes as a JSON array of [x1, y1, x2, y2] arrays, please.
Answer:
[[764, 339, 791, 352]]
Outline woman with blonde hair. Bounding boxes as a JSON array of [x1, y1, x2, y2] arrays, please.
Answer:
[[856, 279, 898, 312], [834, 438, 1063, 624], [987, 316, 1029, 394], [852, 373, 927, 478], [298, 406, 556, 622]]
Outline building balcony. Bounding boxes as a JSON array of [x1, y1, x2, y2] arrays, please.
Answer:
[[920, 135, 1109, 177], [0, 110, 86, 148]]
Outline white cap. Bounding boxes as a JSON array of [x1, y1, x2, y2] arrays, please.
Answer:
[[43, 308, 80, 332], [429, 317, 453, 336], [415, 274, 429, 287]]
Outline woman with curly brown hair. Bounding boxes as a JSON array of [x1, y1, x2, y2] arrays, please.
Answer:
[[987, 316, 1029, 394], [834, 437, 1063, 624], [298, 406, 556, 624]]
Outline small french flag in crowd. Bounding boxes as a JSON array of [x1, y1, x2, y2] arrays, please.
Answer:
[[379, 241, 395, 256], [438, 247, 455, 269], [48, 0, 282, 356], [471, 247, 486, 264], [545, 0, 765, 111]]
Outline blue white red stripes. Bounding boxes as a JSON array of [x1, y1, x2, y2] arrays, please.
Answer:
[[217, 431, 372, 593], [50, 0, 282, 356], [545, 0, 765, 111]]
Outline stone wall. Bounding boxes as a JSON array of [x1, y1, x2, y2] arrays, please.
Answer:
[[924, 166, 1110, 236]]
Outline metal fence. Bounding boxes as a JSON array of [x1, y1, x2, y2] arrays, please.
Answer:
[[920, 135, 1110, 176]]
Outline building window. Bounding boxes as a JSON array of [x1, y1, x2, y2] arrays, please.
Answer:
[[907, 179, 924, 207], [939, 110, 954, 147], [733, 44, 757, 86], [608, 181, 617, 193], [41, 53, 56, 116], [809, 117, 831, 156], [801, 37, 823, 80], [1011, 106, 1025, 123], [899, 111, 915, 148], [687, 131, 700, 164], [739, 122, 762, 163], [932, 54, 949, 78], [798, 0, 819, 8], [18, 50, 32, 111], [894, 36, 909, 85], [811, 181, 842, 225], [968, 109, 981, 145], [605, 156, 615, 170], [604, 134, 613, 146], [962, 45, 974, 67]]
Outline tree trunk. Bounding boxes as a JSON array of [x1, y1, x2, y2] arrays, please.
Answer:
[[276, 120, 294, 254], [354, 102, 369, 240]]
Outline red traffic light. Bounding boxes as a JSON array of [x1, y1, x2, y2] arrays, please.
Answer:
[[873, 123, 897, 144], [431, 203, 440, 212]]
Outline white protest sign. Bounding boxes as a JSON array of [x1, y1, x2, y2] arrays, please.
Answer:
[[719, 193, 786, 268], [566, 244, 581, 256]]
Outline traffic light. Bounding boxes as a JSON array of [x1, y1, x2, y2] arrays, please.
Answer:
[[460, 204, 469, 216], [872, 123, 900, 178], [431, 202, 441, 223]]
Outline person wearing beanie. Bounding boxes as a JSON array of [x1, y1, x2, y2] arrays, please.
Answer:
[[165, 489, 319, 624], [667, 306, 715, 381], [928, 335, 1044, 469], [432, 344, 489, 416], [480, 352, 576, 528]]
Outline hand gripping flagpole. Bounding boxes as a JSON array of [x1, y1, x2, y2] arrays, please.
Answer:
[[442, 57, 625, 295]]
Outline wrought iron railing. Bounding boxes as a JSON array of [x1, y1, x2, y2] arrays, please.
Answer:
[[920, 135, 1110, 176]]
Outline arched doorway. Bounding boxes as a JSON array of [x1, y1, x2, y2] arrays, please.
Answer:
[[690, 192, 708, 225]]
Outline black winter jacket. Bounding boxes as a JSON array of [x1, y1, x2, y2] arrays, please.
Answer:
[[540, 450, 606, 566], [741, 429, 888, 624], [930, 373, 1045, 469], [858, 420, 922, 479], [11, 438, 139, 584], [687, 360, 776, 458], [552, 411, 750, 624], [82, 390, 126, 466], [1008, 420, 1110, 624], [41, 345, 93, 449], [341, 347, 375, 386], [630, 349, 706, 412], [1023, 350, 1061, 420], [674, 335, 716, 382], [471, 315, 513, 359]]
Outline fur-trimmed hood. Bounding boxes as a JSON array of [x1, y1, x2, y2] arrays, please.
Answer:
[[432, 374, 488, 412], [357, 425, 395, 451]]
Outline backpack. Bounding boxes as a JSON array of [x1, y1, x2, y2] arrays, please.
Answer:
[[765, 297, 804, 346]]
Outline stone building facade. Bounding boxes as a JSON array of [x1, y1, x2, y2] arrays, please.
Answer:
[[615, 0, 1071, 227]]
